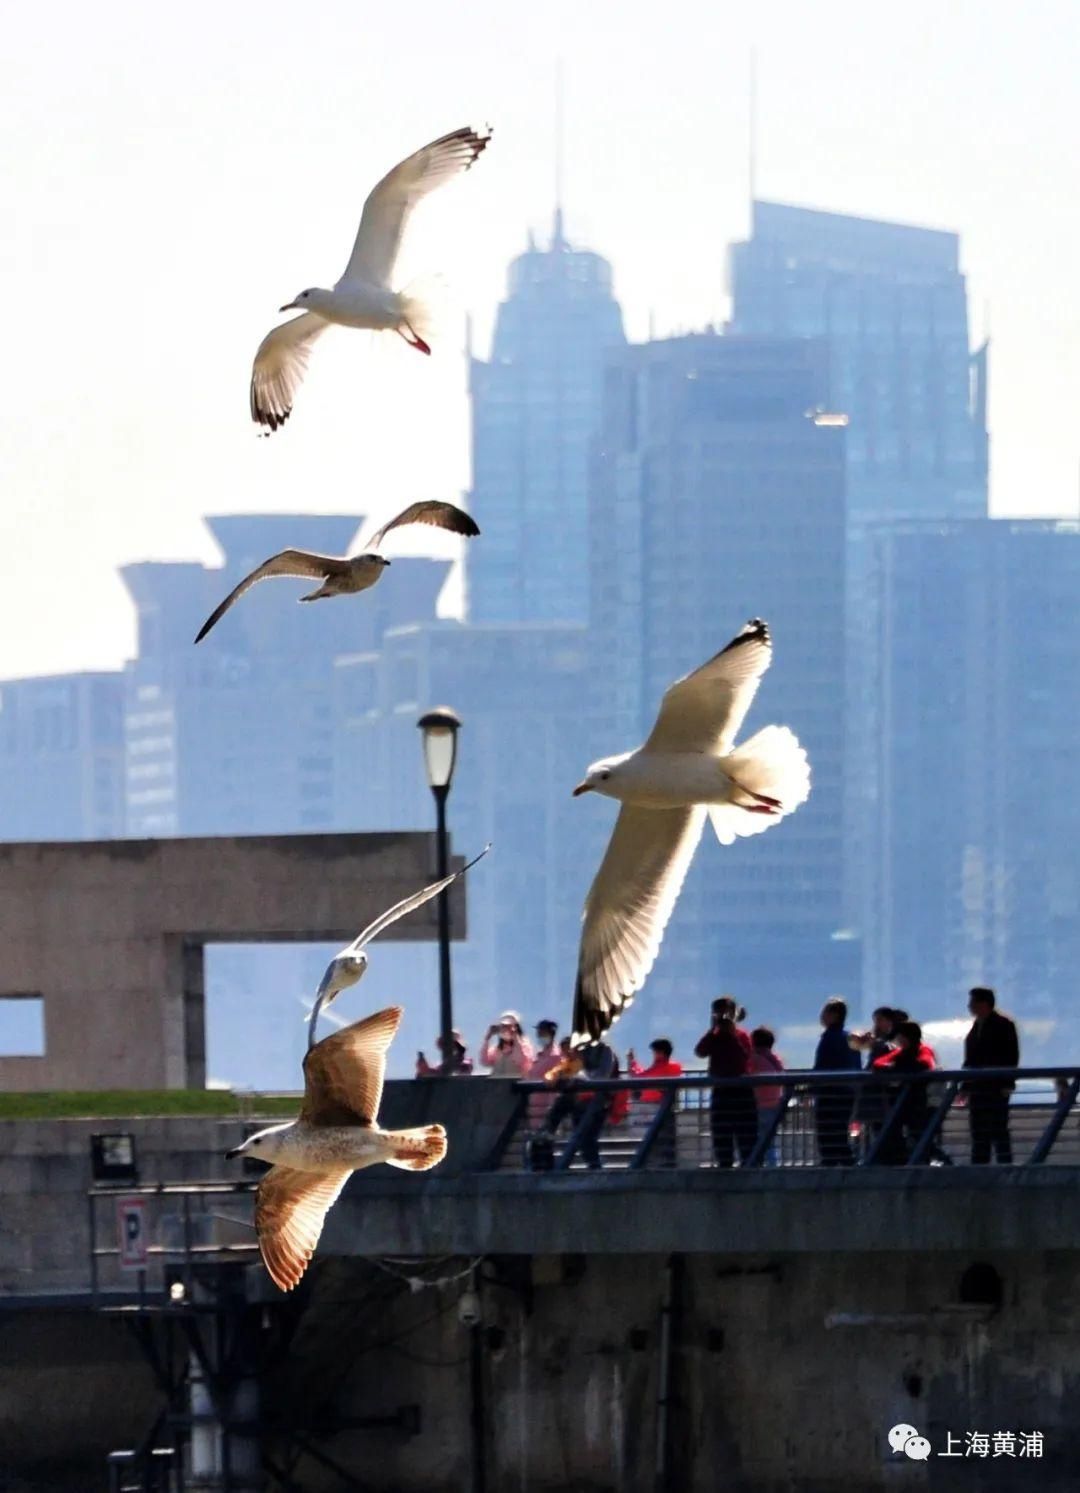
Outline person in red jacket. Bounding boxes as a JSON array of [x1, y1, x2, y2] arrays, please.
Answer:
[[628, 1039, 683, 1102], [628, 1038, 683, 1167], [871, 1020, 935, 1164], [695, 996, 754, 1168]]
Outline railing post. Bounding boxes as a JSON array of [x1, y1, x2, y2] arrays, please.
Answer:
[[908, 1079, 960, 1165], [744, 1084, 792, 1169], [629, 1089, 676, 1170], [89, 1191, 99, 1306], [861, 1075, 909, 1166], [554, 1093, 607, 1171], [1028, 1074, 1080, 1165], [484, 1088, 530, 1171]]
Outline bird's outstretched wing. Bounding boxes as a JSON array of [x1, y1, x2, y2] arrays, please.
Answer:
[[339, 126, 492, 289], [255, 1165, 351, 1292], [343, 844, 491, 953], [301, 1005, 404, 1128], [363, 500, 480, 553], [572, 806, 706, 1042], [195, 551, 350, 643], [306, 846, 490, 1049], [250, 312, 329, 433], [643, 619, 772, 755]]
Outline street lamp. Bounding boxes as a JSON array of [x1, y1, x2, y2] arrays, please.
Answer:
[[418, 707, 462, 1069]]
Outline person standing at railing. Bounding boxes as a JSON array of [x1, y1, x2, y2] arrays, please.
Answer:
[[748, 1026, 786, 1166], [525, 1019, 562, 1127], [542, 1039, 617, 1170], [963, 988, 1019, 1164], [813, 998, 862, 1165], [849, 1008, 898, 1155], [480, 1010, 535, 1077], [415, 1031, 474, 1077], [695, 996, 755, 1168], [628, 1039, 683, 1167], [870, 1020, 935, 1163]]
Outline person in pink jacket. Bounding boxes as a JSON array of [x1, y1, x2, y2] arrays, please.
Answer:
[[480, 1010, 535, 1076], [525, 1019, 561, 1126], [748, 1026, 786, 1165]]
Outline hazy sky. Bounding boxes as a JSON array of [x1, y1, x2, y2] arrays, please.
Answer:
[[2, 0, 1078, 681]]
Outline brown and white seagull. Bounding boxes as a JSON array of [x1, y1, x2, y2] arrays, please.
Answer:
[[226, 1006, 446, 1292], [194, 499, 479, 642], [569, 619, 811, 1043], [250, 124, 492, 433]]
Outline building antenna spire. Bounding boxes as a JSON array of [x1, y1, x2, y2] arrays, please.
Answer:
[[748, 47, 758, 218], [554, 57, 566, 248]]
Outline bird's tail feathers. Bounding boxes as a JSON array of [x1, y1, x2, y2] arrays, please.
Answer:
[[397, 274, 449, 350], [711, 726, 811, 845], [383, 1124, 448, 1172]]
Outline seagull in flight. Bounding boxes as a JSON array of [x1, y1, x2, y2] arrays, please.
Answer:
[[194, 500, 479, 643], [251, 123, 492, 432], [227, 1007, 446, 1292], [307, 844, 490, 1048], [570, 620, 811, 1042]]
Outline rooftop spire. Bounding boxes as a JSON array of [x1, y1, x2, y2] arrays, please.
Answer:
[[553, 58, 567, 250]]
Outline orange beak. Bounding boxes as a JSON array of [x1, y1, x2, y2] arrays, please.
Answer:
[[572, 780, 592, 797]]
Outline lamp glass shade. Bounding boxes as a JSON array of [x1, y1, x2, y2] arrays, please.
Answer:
[[421, 723, 457, 790]]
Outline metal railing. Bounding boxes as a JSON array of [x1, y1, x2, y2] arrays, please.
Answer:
[[488, 1066, 1080, 1173], [88, 1181, 259, 1307]]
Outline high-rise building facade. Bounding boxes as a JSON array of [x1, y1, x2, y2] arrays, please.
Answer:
[[868, 519, 1080, 1053], [588, 332, 853, 1046], [730, 201, 991, 963], [729, 200, 988, 523], [121, 514, 450, 837], [467, 212, 626, 625], [0, 671, 125, 841]]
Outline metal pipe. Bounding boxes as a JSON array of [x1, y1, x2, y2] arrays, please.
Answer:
[[468, 1270, 486, 1493], [433, 785, 453, 1064], [654, 1255, 680, 1492]]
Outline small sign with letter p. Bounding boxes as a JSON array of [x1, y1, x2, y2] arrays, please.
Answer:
[[116, 1196, 148, 1270]]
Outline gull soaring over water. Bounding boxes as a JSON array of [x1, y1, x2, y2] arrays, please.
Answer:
[[570, 619, 810, 1042], [306, 844, 490, 1048], [194, 500, 479, 643], [250, 124, 492, 432], [227, 1007, 446, 1292]]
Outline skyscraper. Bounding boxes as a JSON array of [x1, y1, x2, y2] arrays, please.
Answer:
[[588, 332, 852, 1045], [730, 201, 991, 960], [467, 211, 626, 625], [868, 519, 1080, 1053], [729, 200, 988, 523], [0, 672, 124, 840]]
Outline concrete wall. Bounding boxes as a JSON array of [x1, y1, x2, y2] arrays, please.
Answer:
[[0, 831, 462, 1091], [3, 1108, 1080, 1490], [263, 1249, 1079, 1493], [0, 1082, 510, 1299], [0, 1310, 163, 1493]]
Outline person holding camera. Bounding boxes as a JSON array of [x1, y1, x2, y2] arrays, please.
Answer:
[[479, 1010, 534, 1077], [695, 996, 755, 1168]]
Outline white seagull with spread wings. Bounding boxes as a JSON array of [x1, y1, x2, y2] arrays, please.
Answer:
[[306, 845, 490, 1048], [250, 124, 492, 432], [227, 1007, 446, 1292], [194, 500, 479, 642], [570, 619, 811, 1042]]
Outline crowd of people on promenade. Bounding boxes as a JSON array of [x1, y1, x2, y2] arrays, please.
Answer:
[[413, 988, 1023, 1170]]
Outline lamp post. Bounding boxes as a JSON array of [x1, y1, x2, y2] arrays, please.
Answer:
[[417, 707, 462, 1069]]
